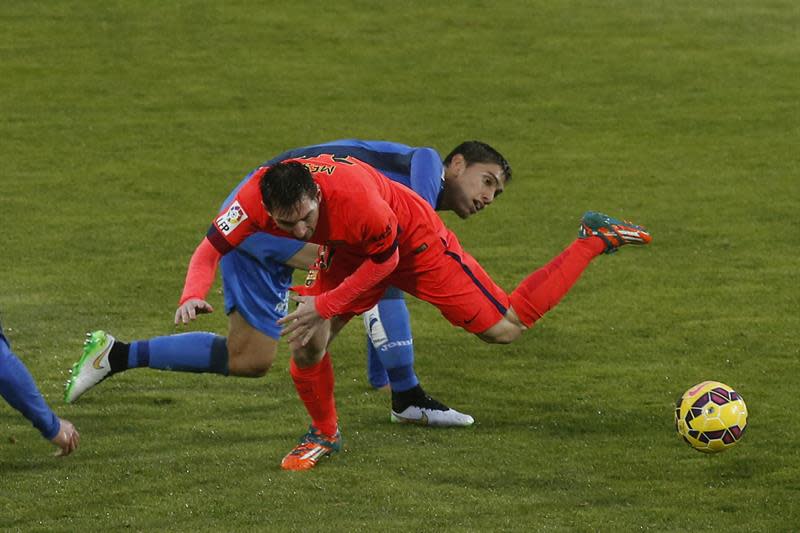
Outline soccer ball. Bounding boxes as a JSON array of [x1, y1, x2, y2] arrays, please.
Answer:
[[675, 381, 748, 453]]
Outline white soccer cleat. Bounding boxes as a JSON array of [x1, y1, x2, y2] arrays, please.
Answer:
[[391, 401, 475, 427], [63, 330, 115, 404]]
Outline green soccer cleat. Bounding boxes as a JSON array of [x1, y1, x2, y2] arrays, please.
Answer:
[[64, 330, 115, 404], [578, 211, 652, 254]]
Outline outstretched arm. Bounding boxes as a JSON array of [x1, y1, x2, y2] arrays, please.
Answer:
[[175, 238, 222, 324], [283, 243, 320, 270], [279, 246, 400, 346], [315, 246, 399, 319], [0, 336, 80, 456]]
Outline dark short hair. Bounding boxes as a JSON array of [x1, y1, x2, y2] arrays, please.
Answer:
[[259, 161, 318, 211], [443, 141, 512, 182]]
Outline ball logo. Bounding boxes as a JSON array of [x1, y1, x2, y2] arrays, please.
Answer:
[[216, 201, 248, 235]]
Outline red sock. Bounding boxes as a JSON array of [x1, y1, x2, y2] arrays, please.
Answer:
[[289, 352, 338, 436], [509, 237, 605, 327]]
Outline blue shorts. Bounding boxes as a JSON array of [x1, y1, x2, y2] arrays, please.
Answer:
[[220, 233, 304, 340]]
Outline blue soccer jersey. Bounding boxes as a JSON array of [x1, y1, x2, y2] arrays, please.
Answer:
[[263, 140, 445, 209]]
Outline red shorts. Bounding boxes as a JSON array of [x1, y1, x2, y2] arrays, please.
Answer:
[[298, 229, 509, 334]]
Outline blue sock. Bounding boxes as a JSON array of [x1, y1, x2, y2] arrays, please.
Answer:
[[128, 332, 229, 375], [366, 341, 389, 389], [363, 289, 418, 392]]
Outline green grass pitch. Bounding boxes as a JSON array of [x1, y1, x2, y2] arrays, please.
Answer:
[[1, 1, 798, 530]]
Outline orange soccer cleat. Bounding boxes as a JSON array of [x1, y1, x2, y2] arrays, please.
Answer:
[[280, 426, 342, 471], [578, 211, 652, 254]]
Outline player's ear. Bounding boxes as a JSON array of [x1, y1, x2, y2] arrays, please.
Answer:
[[448, 154, 467, 176]]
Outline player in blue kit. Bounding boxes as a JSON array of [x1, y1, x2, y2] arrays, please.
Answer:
[[64, 140, 511, 427], [1, 317, 80, 455]]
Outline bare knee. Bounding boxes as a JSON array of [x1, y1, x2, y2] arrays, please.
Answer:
[[288, 319, 332, 368], [290, 344, 326, 368], [227, 346, 274, 377], [226, 312, 279, 377]]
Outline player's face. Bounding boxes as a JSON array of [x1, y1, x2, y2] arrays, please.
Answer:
[[269, 191, 320, 241], [443, 156, 506, 219]]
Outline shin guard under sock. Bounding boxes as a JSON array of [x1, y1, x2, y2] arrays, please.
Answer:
[[110, 333, 229, 376], [509, 237, 605, 327], [290, 353, 338, 436]]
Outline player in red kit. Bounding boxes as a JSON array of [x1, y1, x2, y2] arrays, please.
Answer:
[[181, 154, 652, 471]]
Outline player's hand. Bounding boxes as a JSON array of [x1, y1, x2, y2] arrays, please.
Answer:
[[51, 418, 80, 457], [174, 298, 214, 325], [277, 295, 324, 346]]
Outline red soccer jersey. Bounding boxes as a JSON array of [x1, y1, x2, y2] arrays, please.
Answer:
[[180, 153, 513, 331], [205, 154, 448, 263]]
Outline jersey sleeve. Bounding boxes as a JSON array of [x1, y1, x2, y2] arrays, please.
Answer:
[[315, 248, 400, 318], [178, 237, 222, 304], [347, 193, 399, 257], [0, 334, 60, 440], [205, 169, 272, 255], [408, 147, 444, 208]]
